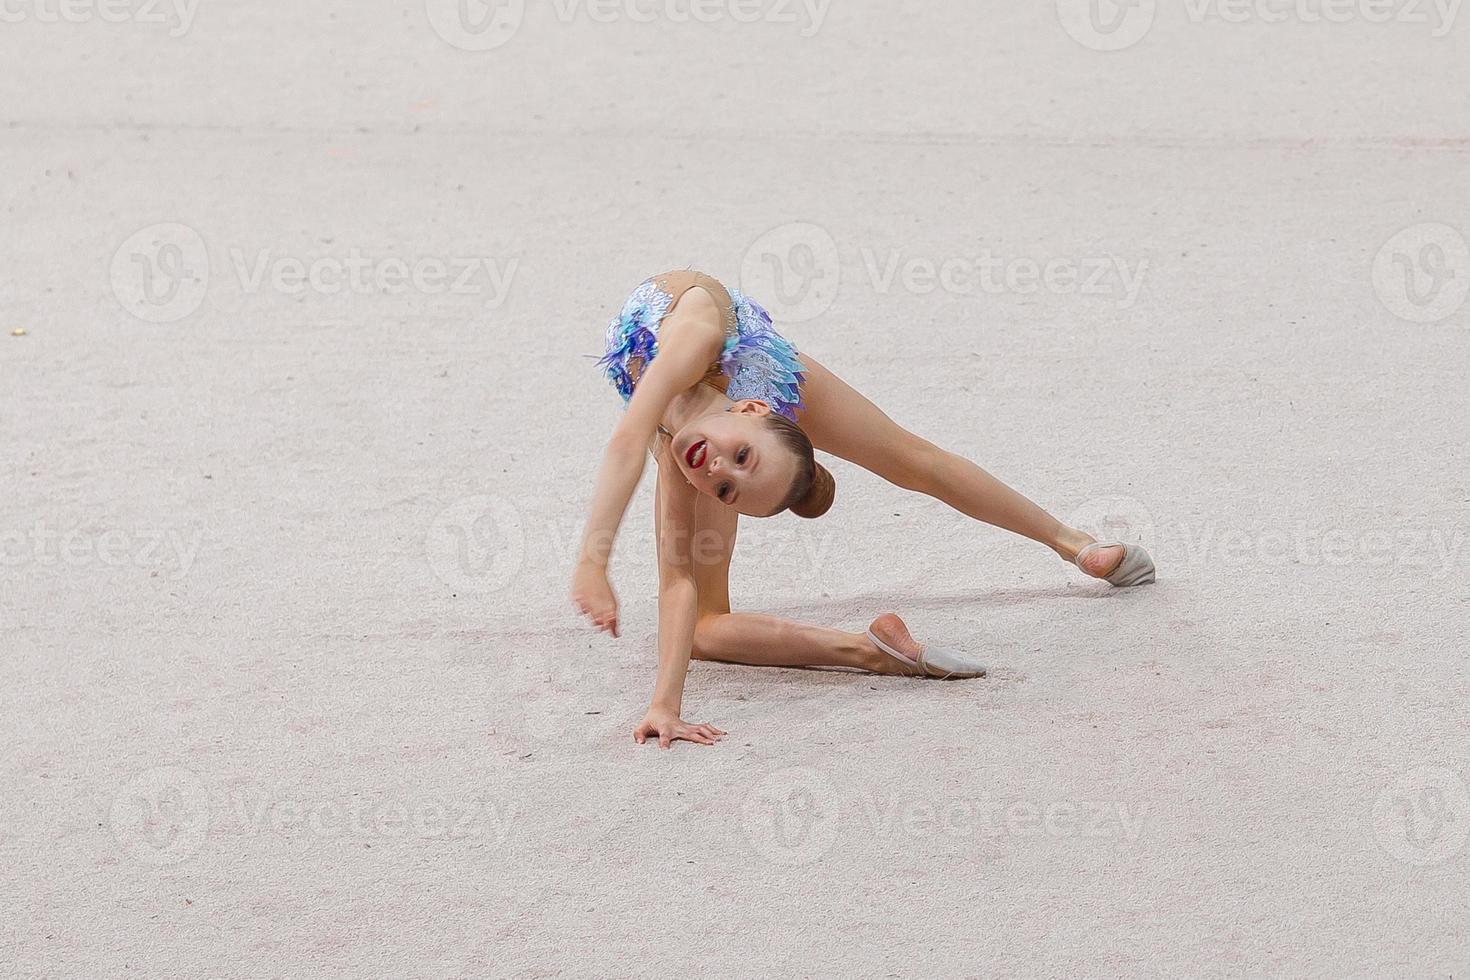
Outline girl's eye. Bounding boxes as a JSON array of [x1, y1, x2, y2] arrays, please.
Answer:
[[717, 483, 730, 501], [736, 448, 748, 464]]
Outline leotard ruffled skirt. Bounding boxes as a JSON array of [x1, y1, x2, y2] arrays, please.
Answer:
[[597, 274, 806, 421]]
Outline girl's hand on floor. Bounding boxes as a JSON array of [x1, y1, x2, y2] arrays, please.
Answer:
[[633, 708, 726, 749], [571, 562, 620, 637]]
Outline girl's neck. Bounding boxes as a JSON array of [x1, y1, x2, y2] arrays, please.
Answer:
[[663, 381, 724, 435]]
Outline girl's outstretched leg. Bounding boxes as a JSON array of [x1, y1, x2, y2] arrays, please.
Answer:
[[795, 355, 1126, 578]]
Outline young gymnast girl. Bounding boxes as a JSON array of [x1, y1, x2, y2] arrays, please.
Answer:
[[571, 270, 1155, 749]]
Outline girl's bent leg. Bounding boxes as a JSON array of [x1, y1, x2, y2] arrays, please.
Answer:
[[681, 455, 925, 675], [692, 612, 916, 675]]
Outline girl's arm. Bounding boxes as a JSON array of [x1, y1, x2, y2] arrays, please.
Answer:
[[632, 441, 727, 748], [571, 295, 725, 636]]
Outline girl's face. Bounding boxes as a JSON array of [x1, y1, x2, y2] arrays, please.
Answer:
[[671, 401, 799, 517]]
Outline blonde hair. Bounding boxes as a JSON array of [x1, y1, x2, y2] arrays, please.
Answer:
[[765, 413, 835, 519]]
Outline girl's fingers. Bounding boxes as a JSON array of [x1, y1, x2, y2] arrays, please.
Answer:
[[680, 727, 715, 745], [632, 722, 725, 748], [583, 605, 617, 635]]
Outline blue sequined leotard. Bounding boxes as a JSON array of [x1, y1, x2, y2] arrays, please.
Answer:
[[598, 270, 806, 421]]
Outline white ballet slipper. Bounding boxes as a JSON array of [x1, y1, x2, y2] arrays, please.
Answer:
[[1075, 542, 1156, 587], [864, 629, 986, 679]]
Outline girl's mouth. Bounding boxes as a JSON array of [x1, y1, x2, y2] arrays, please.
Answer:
[[685, 439, 707, 469]]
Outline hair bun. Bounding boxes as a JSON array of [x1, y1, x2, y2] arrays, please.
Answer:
[[790, 462, 835, 519]]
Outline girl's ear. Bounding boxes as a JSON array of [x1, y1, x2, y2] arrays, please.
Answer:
[[730, 399, 772, 416]]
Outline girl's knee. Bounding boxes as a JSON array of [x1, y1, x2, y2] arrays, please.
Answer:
[[691, 611, 727, 661], [887, 438, 945, 494]]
